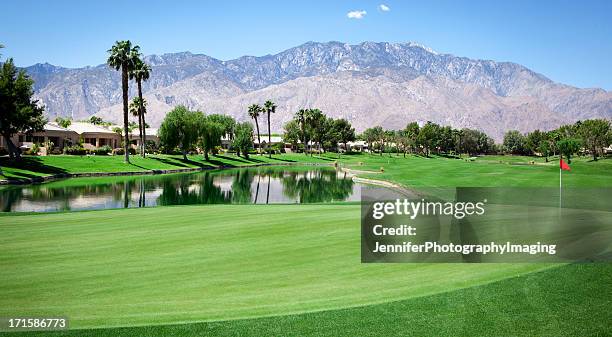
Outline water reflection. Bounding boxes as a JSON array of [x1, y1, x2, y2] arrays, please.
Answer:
[[0, 167, 359, 212]]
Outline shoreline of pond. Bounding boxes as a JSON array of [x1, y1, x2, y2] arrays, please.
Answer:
[[0, 161, 336, 186]]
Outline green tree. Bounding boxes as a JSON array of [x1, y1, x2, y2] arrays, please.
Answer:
[[404, 122, 420, 154], [55, 116, 72, 129], [283, 119, 301, 151], [107, 40, 140, 163], [89, 116, 104, 125], [0, 58, 46, 160], [557, 138, 581, 164], [525, 130, 547, 156], [306, 108, 326, 154], [417, 122, 440, 156], [397, 130, 410, 157], [158, 106, 201, 160], [263, 100, 277, 158], [384, 130, 397, 156], [362, 127, 383, 155], [232, 122, 254, 158], [208, 114, 236, 141], [578, 119, 610, 161], [199, 115, 224, 161], [294, 108, 310, 154], [503, 130, 527, 155], [438, 126, 455, 154], [248, 104, 262, 155], [333, 118, 355, 152], [128, 57, 151, 157]]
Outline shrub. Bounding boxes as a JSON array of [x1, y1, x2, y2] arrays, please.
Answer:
[[29, 143, 41, 156], [0, 148, 8, 156], [94, 145, 112, 155], [113, 148, 136, 156], [63, 145, 87, 155]]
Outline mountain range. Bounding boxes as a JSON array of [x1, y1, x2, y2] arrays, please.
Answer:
[[24, 41, 612, 141]]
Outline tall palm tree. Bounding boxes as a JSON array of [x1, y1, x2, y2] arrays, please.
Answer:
[[129, 58, 151, 157], [107, 40, 140, 163], [248, 104, 262, 155], [295, 108, 308, 155], [263, 100, 277, 158], [129, 97, 147, 150]]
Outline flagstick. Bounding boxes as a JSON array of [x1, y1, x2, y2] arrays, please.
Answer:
[[559, 155, 562, 209]]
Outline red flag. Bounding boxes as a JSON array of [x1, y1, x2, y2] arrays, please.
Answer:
[[560, 158, 571, 171]]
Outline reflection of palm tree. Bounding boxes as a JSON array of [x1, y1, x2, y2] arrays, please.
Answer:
[[254, 175, 261, 204], [266, 175, 271, 204]]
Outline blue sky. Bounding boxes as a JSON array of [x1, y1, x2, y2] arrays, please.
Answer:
[[2, 0, 611, 89]]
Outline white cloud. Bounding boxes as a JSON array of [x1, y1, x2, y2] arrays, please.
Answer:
[[379, 4, 390, 12], [347, 10, 367, 19]]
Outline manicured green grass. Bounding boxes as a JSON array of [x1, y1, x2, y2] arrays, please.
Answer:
[[0, 204, 548, 329], [3, 152, 610, 188], [1, 153, 610, 336], [3, 263, 609, 337], [0, 153, 329, 182], [334, 153, 612, 187]]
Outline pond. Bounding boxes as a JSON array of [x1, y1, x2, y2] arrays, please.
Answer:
[[0, 166, 362, 213]]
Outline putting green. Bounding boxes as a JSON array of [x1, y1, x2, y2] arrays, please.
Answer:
[[0, 204, 551, 329]]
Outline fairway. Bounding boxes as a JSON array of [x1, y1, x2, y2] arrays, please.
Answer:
[[0, 204, 549, 329]]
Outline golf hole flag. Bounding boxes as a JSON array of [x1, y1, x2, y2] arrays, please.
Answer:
[[560, 158, 571, 171]]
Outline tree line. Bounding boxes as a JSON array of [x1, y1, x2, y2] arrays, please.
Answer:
[[283, 108, 356, 155], [503, 119, 611, 162], [360, 122, 495, 157]]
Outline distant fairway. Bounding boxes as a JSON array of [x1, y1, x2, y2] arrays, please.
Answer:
[[0, 204, 549, 329]]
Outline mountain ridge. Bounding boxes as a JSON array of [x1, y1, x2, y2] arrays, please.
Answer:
[[22, 41, 612, 140]]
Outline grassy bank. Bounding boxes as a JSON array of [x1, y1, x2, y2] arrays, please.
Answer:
[[2, 152, 611, 187], [0, 153, 330, 182]]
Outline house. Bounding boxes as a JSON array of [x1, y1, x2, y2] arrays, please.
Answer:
[[343, 140, 368, 152], [0, 121, 160, 153], [1, 123, 79, 152], [254, 136, 287, 151], [67, 122, 123, 150]]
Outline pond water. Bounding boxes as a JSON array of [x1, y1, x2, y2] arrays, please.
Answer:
[[0, 166, 362, 213]]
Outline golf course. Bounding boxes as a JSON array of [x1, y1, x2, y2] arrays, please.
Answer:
[[0, 153, 611, 336]]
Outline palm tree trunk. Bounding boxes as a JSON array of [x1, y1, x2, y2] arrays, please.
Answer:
[[137, 80, 145, 158], [267, 112, 271, 158], [254, 118, 261, 155], [301, 123, 307, 155], [121, 65, 130, 163]]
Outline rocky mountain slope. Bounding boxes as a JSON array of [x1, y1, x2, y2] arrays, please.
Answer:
[[25, 41, 612, 140]]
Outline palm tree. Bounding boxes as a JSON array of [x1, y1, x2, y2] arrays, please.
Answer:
[[107, 40, 140, 163], [129, 58, 151, 158], [248, 104, 262, 155], [263, 100, 277, 158], [295, 108, 308, 155], [129, 58, 151, 157], [129, 97, 147, 150]]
